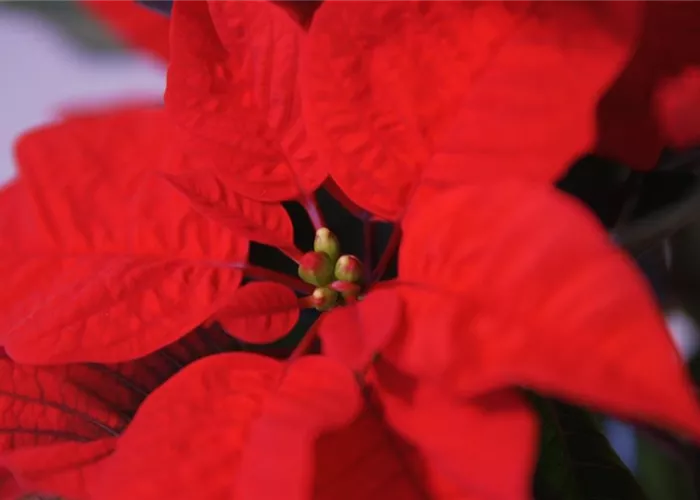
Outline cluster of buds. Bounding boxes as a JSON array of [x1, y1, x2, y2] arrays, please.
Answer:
[[298, 227, 364, 310]]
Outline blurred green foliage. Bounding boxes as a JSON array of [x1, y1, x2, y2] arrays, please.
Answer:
[[1, 1, 119, 51]]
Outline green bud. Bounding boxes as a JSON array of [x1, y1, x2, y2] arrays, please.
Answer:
[[313, 227, 340, 263], [311, 287, 338, 311], [298, 251, 334, 286], [334, 255, 363, 283]]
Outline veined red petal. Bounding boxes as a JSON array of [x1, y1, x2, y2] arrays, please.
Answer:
[[165, 0, 325, 202], [215, 281, 300, 344], [164, 169, 297, 250], [0, 108, 248, 363], [0, 352, 136, 499], [79, 0, 169, 61], [302, 1, 641, 219], [396, 180, 700, 440], [89, 353, 360, 499]]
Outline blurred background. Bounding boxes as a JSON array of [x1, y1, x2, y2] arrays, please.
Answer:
[[0, 1, 164, 184], [1, 2, 699, 499]]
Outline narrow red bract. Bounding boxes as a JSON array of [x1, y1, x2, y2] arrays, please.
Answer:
[[0, 108, 248, 363], [165, 170, 298, 251], [216, 281, 300, 344]]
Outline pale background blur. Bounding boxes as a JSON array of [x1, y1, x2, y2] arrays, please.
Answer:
[[0, 1, 164, 185]]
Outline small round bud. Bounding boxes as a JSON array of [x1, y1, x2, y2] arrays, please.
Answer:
[[313, 227, 340, 263], [311, 287, 338, 311], [334, 255, 363, 283], [298, 251, 334, 286]]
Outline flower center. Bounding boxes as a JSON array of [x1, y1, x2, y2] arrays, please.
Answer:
[[298, 227, 364, 311]]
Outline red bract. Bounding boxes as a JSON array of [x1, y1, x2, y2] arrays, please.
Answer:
[[321, 180, 700, 441], [87, 353, 361, 499], [215, 281, 300, 343], [80, 0, 170, 62], [0, 108, 248, 364], [81, 350, 534, 500], [301, 1, 642, 220], [165, 0, 326, 220]]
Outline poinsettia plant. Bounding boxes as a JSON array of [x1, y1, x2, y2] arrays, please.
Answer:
[[2, 1, 700, 499]]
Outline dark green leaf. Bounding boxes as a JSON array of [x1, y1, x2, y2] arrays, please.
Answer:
[[531, 395, 649, 500]]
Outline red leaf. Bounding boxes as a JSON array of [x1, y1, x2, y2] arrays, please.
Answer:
[[0, 351, 128, 499], [0, 108, 248, 363], [319, 287, 403, 371], [655, 67, 700, 148], [165, 0, 325, 202], [394, 180, 700, 440], [79, 0, 169, 61], [164, 169, 298, 251], [89, 353, 360, 499], [373, 364, 537, 500], [301, 2, 641, 220], [215, 282, 300, 344]]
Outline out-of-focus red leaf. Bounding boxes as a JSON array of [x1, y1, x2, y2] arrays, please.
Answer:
[[655, 67, 700, 148], [89, 353, 360, 499], [0, 351, 126, 499], [596, 2, 700, 169], [165, 1, 325, 203], [215, 281, 300, 344], [392, 180, 700, 440], [0, 108, 248, 364], [79, 0, 169, 61], [164, 169, 297, 251], [319, 288, 402, 371], [301, 1, 641, 219], [373, 363, 536, 500]]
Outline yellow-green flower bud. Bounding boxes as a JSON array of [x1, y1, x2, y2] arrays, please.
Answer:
[[298, 251, 334, 287], [311, 287, 338, 311], [334, 255, 363, 283], [313, 227, 340, 263]]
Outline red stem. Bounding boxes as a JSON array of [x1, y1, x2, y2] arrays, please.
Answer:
[[371, 225, 401, 284], [234, 263, 314, 294], [362, 214, 373, 284], [280, 245, 304, 264], [322, 178, 367, 218], [303, 193, 325, 231], [288, 319, 321, 362]]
